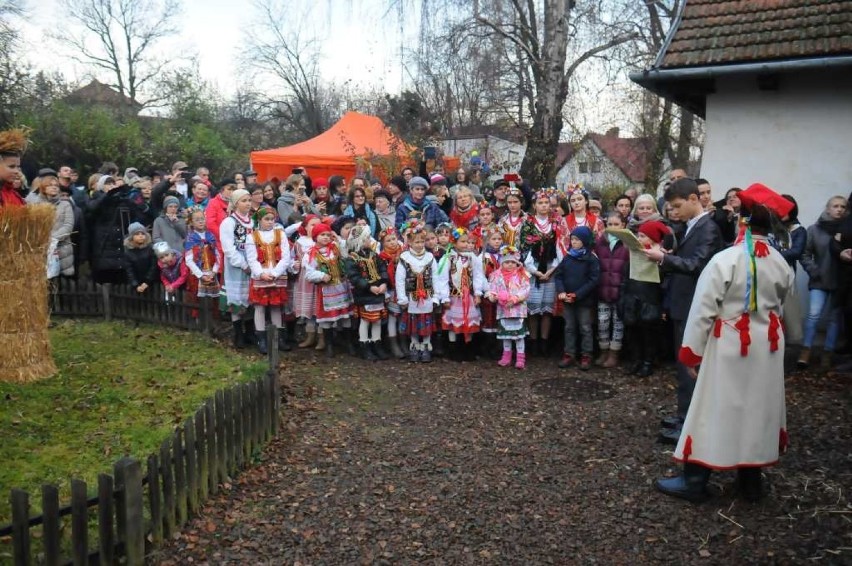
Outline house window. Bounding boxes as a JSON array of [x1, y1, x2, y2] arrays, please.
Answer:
[[591, 161, 602, 173], [578, 161, 588, 174]]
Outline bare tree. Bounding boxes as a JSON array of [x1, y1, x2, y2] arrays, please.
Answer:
[[245, 0, 341, 141], [0, 0, 26, 126], [56, 0, 181, 104], [476, 0, 637, 187]]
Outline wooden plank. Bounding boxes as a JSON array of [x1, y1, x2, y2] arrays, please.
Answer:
[[102, 283, 112, 321], [267, 324, 279, 372], [41, 484, 60, 566], [146, 454, 163, 546], [195, 408, 209, 502], [98, 474, 115, 566], [173, 427, 188, 527], [70, 479, 88, 566], [11, 489, 31, 566], [204, 400, 218, 496], [272, 367, 281, 435], [260, 374, 270, 443], [242, 382, 253, 463], [215, 390, 227, 484], [184, 417, 199, 515], [233, 385, 244, 470], [159, 439, 176, 539], [247, 381, 258, 456], [114, 458, 144, 566], [223, 388, 236, 476]]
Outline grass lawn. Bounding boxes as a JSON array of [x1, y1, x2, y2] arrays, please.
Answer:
[[0, 319, 267, 524]]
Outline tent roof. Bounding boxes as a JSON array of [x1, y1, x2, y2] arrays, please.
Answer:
[[251, 111, 410, 167]]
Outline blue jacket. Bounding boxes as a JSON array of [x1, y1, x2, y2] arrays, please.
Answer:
[[395, 195, 449, 229], [554, 252, 600, 307]]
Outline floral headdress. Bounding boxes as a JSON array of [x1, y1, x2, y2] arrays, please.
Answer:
[[565, 183, 588, 199], [400, 219, 424, 238], [377, 226, 397, 243], [499, 245, 521, 264], [506, 187, 523, 199], [535, 187, 562, 201], [450, 226, 468, 243], [435, 222, 453, 234], [185, 205, 206, 225]]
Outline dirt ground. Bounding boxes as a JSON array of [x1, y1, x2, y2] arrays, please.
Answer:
[[153, 348, 852, 565]]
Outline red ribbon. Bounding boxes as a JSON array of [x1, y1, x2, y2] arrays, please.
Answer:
[[735, 312, 751, 356], [768, 311, 781, 352]]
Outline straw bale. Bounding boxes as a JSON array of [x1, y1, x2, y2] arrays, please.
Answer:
[[0, 204, 57, 382]]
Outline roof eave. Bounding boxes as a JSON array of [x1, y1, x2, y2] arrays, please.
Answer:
[[631, 55, 852, 118]]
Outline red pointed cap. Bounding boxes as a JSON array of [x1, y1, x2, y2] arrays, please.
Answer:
[[739, 183, 794, 218]]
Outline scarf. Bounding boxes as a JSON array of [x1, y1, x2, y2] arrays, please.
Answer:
[[379, 242, 402, 284], [159, 257, 183, 282], [450, 202, 479, 230], [817, 210, 845, 236], [568, 247, 588, 258]]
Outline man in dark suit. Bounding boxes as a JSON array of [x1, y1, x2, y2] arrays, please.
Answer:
[[644, 178, 723, 443]]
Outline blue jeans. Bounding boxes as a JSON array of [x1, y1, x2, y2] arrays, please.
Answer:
[[803, 289, 841, 351]]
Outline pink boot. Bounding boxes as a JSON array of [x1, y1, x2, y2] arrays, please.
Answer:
[[498, 349, 513, 367], [515, 352, 526, 369]]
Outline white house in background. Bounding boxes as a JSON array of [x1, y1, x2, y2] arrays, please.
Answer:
[[439, 135, 526, 180], [631, 0, 852, 233], [554, 128, 670, 195]]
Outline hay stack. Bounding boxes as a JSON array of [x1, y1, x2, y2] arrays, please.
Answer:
[[0, 204, 57, 382]]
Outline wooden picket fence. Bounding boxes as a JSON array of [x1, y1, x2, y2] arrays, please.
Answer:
[[1, 279, 286, 564]]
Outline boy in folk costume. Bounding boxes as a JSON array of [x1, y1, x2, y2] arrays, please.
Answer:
[[304, 222, 354, 358], [292, 214, 322, 349], [377, 227, 407, 359], [246, 205, 294, 355], [219, 188, 255, 349], [654, 184, 799, 503], [395, 220, 449, 363], [154, 242, 189, 304], [345, 224, 391, 361], [439, 228, 487, 362], [486, 246, 531, 369]]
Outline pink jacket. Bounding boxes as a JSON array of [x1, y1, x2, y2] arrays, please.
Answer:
[[488, 268, 531, 319]]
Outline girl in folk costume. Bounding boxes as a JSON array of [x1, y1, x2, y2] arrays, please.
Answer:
[[219, 188, 254, 348], [246, 205, 294, 355], [520, 191, 562, 355], [486, 246, 531, 369], [304, 222, 354, 358], [377, 227, 407, 359], [434, 223, 453, 261], [655, 184, 799, 504], [439, 228, 487, 361], [345, 225, 391, 361], [449, 186, 480, 231], [184, 207, 221, 318], [292, 214, 322, 349], [395, 221, 449, 363], [563, 184, 605, 239], [479, 230, 504, 341], [470, 205, 497, 253], [154, 242, 189, 304], [497, 188, 527, 248]]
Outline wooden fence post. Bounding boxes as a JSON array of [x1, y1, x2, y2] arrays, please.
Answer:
[[266, 324, 279, 372], [10, 489, 30, 566], [159, 440, 175, 538], [205, 399, 218, 495], [146, 455, 162, 546], [174, 427, 188, 526], [98, 473, 115, 566], [271, 368, 280, 436], [184, 417, 199, 515], [224, 388, 235, 476], [41, 484, 60, 566], [70, 479, 88, 566], [194, 408, 209, 501], [215, 390, 227, 484], [102, 283, 112, 321], [114, 457, 144, 566]]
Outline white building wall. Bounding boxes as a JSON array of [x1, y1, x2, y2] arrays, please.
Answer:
[[554, 139, 633, 192]]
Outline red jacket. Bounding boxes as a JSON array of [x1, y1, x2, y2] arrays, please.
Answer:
[[205, 194, 230, 255], [0, 183, 25, 207]]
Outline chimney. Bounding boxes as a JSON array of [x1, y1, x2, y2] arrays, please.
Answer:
[[606, 127, 620, 138]]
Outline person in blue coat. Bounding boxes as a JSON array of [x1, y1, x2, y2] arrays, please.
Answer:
[[554, 225, 600, 370], [395, 176, 449, 229]]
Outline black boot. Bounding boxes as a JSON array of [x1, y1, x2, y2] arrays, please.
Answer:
[[372, 340, 389, 360], [361, 341, 378, 361], [255, 331, 268, 355], [635, 361, 654, 377], [242, 320, 255, 348], [346, 327, 358, 357], [432, 331, 446, 357], [736, 467, 763, 502], [286, 320, 299, 345], [232, 321, 246, 349], [325, 331, 335, 358], [449, 340, 462, 362], [277, 327, 291, 352], [654, 463, 711, 503]]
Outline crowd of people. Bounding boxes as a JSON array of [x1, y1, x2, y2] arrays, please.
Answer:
[[2, 137, 851, 503]]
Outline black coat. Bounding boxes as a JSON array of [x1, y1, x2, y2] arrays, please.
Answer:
[[123, 245, 157, 287], [660, 213, 723, 321], [553, 251, 600, 307], [344, 250, 390, 306], [86, 187, 149, 280]]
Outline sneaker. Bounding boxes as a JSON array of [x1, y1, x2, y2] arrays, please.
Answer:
[[579, 354, 592, 371], [408, 348, 419, 363], [420, 349, 432, 363], [558, 353, 575, 368]]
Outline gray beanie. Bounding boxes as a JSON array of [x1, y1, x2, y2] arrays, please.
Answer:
[[408, 176, 429, 189], [163, 195, 180, 209], [127, 222, 147, 236]]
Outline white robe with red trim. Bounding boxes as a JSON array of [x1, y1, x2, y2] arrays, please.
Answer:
[[674, 237, 797, 469]]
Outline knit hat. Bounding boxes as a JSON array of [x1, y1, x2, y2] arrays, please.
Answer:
[[230, 188, 249, 206], [388, 175, 406, 191], [311, 222, 332, 240], [346, 224, 372, 253], [369, 178, 382, 187], [570, 225, 594, 248], [153, 241, 174, 258], [430, 174, 447, 186], [128, 222, 147, 236], [96, 174, 114, 192], [500, 245, 521, 264], [163, 195, 180, 209], [313, 177, 328, 188], [37, 167, 57, 178], [637, 220, 669, 244], [408, 176, 429, 189]]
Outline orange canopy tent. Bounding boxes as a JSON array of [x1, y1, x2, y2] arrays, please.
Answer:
[[250, 111, 413, 183]]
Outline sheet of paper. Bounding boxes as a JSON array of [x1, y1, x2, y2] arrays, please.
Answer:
[[605, 228, 661, 283]]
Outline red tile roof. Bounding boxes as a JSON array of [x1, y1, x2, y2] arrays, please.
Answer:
[[661, 0, 852, 68], [555, 142, 578, 170], [587, 132, 651, 183]]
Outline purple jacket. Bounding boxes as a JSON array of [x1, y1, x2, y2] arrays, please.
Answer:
[[594, 234, 629, 304]]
